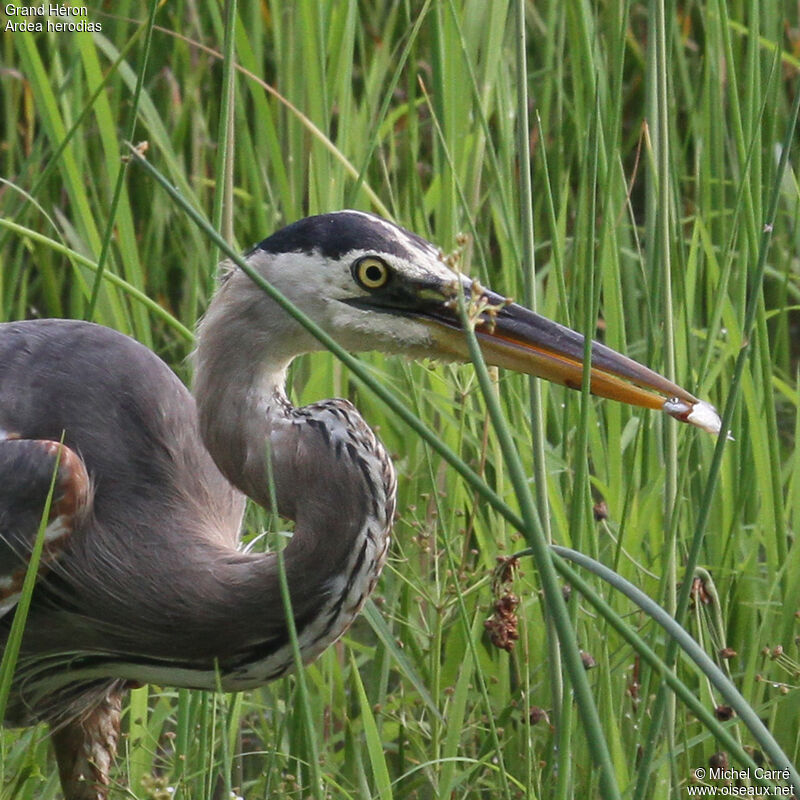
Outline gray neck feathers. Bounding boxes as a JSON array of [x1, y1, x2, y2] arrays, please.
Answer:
[[187, 269, 397, 673]]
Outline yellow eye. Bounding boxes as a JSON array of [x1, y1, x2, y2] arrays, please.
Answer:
[[353, 256, 390, 290]]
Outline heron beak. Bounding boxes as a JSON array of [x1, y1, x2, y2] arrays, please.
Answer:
[[418, 280, 724, 435]]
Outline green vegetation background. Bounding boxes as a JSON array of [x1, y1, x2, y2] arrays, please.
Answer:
[[1, 1, 799, 798]]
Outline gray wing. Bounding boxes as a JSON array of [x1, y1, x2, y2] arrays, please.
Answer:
[[0, 319, 246, 727], [0, 438, 91, 616], [0, 319, 242, 538], [0, 319, 245, 624]]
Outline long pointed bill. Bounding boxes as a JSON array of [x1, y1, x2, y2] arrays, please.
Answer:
[[422, 283, 724, 436]]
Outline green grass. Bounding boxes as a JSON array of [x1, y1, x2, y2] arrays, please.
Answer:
[[1, 1, 799, 798]]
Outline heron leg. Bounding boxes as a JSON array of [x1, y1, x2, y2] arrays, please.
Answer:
[[51, 689, 122, 800]]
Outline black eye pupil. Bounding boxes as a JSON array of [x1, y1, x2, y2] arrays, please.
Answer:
[[353, 257, 389, 288], [365, 265, 383, 282]]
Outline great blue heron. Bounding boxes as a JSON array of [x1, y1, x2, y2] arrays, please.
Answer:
[[0, 211, 720, 799]]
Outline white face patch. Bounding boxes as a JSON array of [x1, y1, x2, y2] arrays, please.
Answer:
[[242, 215, 462, 357]]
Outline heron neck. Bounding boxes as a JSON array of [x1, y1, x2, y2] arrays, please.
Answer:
[[194, 270, 306, 513], [195, 351, 293, 515], [191, 283, 396, 679]]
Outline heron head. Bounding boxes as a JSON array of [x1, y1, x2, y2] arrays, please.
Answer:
[[213, 210, 722, 434]]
